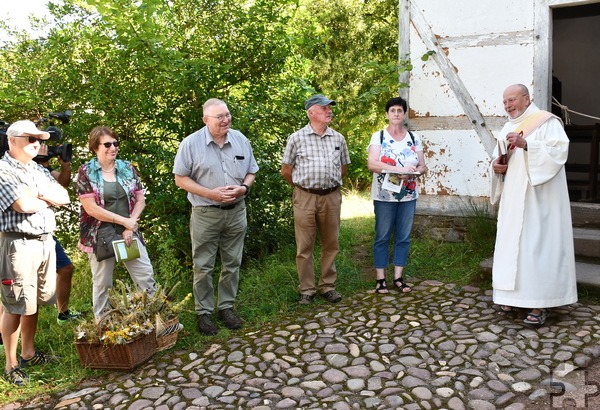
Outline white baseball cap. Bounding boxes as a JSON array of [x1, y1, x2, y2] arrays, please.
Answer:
[[6, 120, 50, 140]]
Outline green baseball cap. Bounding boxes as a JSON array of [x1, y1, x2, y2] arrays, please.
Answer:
[[304, 94, 336, 110]]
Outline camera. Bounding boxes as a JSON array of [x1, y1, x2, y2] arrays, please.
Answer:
[[0, 110, 73, 163]]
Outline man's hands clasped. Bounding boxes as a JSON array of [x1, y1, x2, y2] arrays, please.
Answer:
[[213, 185, 245, 204]]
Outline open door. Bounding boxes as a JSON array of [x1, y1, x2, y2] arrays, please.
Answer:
[[552, 3, 600, 202]]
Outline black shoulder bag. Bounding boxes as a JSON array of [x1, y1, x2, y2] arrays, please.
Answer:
[[95, 224, 123, 262]]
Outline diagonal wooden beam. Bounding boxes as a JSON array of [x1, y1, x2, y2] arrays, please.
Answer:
[[409, 1, 496, 156]]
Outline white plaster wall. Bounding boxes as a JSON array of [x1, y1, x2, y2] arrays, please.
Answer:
[[415, 130, 493, 197], [414, 0, 533, 37], [409, 43, 534, 117], [407, 0, 538, 197]]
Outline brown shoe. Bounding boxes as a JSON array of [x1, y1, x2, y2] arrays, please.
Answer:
[[321, 289, 342, 303], [298, 294, 315, 305], [217, 308, 242, 330], [197, 314, 218, 336]]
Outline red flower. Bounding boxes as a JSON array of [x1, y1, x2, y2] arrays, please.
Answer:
[[407, 181, 417, 190], [381, 156, 396, 166]]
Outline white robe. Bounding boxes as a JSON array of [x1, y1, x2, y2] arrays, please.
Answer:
[[491, 103, 577, 308]]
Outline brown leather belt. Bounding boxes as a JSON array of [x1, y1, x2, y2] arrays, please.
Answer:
[[296, 185, 340, 195], [0, 232, 50, 241]]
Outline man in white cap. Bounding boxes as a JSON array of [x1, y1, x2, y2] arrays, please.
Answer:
[[0, 120, 70, 385], [281, 94, 351, 305]]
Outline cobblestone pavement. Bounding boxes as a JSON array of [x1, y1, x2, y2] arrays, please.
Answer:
[[11, 279, 600, 410]]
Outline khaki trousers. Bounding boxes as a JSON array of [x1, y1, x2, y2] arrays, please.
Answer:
[[293, 187, 342, 295], [0, 236, 56, 315]]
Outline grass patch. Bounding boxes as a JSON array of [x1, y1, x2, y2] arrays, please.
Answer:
[[1, 189, 597, 403], [409, 238, 491, 287]]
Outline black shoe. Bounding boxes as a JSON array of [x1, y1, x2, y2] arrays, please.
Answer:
[[321, 289, 342, 303], [4, 366, 29, 386], [217, 308, 242, 330], [197, 314, 218, 336], [19, 351, 59, 368]]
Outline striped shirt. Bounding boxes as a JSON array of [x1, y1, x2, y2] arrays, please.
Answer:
[[282, 124, 351, 190], [173, 126, 259, 207], [0, 152, 57, 234]]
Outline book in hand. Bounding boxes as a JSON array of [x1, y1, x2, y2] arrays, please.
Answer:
[[112, 238, 141, 263], [381, 172, 418, 193], [497, 140, 508, 165], [382, 169, 421, 176]]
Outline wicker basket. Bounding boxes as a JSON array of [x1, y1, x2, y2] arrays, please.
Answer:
[[156, 318, 183, 351], [76, 330, 158, 370]]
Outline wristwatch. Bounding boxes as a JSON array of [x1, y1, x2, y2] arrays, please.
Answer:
[[241, 183, 250, 195]]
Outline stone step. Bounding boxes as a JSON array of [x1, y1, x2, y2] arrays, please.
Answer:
[[480, 257, 600, 289], [571, 202, 600, 228], [574, 227, 600, 258], [576, 261, 600, 288]]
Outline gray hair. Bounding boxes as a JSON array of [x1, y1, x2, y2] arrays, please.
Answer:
[[203, 98, 227, 114]]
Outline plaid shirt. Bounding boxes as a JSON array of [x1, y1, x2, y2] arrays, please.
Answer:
[[0, 152, 57, 234], [282, 124, 351, 190]]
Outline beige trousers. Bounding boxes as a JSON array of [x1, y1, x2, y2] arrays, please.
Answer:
[[292, 187, 342, 295]]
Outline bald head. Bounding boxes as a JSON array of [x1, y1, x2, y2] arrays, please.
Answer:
[[503, 84, 531, 119]]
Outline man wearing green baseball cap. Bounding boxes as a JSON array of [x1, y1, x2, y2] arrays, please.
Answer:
[[281, 94, 350, 305]]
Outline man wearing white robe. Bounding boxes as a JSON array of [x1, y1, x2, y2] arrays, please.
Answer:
[[490, 84, 577, 325]]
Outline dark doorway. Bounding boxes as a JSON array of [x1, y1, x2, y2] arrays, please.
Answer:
[[553, 3, 600, 202]]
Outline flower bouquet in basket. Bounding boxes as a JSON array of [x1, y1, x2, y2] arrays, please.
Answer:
[[75, 280, 191, 370]]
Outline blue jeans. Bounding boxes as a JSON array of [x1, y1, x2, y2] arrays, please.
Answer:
[[373, 200, 417, 269]]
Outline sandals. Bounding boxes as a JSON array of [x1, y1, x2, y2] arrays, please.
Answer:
[[3, 366, 29, 386], [393, 277, 411, 293], [375, 279, 389, 294], [500, 305, 514, 312], [524, 309, 548, 325]]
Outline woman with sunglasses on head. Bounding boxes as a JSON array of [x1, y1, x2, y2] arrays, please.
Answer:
[[76, 126, 156, 320]]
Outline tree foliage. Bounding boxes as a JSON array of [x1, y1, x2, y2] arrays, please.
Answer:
[[0, 0, 403, 274], [292, 0, 411, 186]]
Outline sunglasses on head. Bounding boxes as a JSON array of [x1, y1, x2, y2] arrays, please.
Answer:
[[102, 141, 120, 148], [15, 135, 44, 144]]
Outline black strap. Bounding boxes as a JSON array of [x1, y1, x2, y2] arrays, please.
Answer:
[[380, 130, 415, 145]]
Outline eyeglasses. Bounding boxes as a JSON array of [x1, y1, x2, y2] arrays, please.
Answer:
[[502, 95, 527, 105], [14, 135, 44, 144], [102, 141, 120, 148], [205, 113, 232, 121]]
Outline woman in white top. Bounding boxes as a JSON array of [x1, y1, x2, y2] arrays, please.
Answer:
[[366, 97, 428, 294]]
